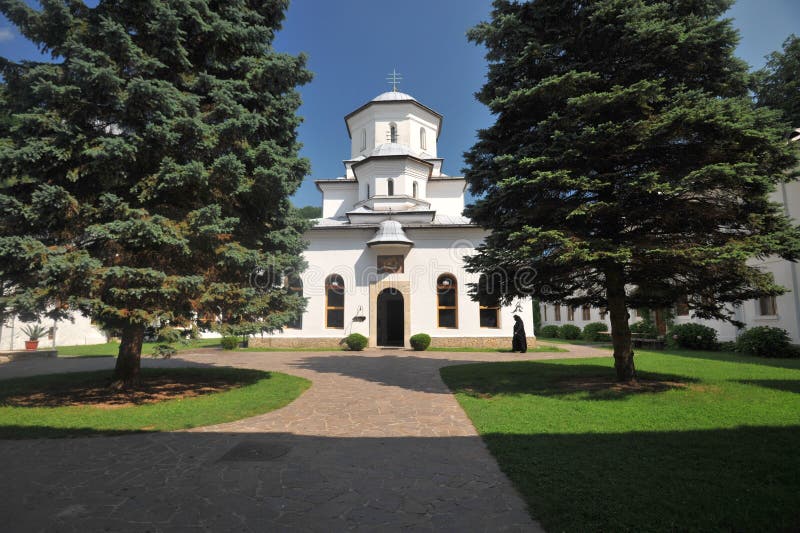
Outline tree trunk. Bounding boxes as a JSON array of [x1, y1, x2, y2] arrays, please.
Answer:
[[112, 322, 145, 389], [606, 267, 636, 382]]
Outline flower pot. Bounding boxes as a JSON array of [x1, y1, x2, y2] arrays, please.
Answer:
[[25, 340, 39, 351]]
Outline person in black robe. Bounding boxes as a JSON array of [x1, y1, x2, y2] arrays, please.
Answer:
[[512, 314, 527, 353]]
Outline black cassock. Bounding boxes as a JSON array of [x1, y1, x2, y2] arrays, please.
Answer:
[[512, 317, 527, 353]]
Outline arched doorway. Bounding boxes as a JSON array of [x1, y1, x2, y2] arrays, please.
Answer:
[[377, 288, 404, 346]]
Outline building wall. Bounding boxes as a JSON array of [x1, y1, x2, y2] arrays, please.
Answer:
[[258, 227, 534, 347], [426, 180, 466, 216], [0, 313, 107, 351], [321, 182, 359, 218]]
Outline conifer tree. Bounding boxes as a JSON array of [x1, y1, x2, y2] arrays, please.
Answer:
[[754, 35, 800, 130], [0, 0, 311, 387], [464, 0, 800, 381]]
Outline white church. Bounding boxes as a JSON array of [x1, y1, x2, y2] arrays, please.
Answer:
[[252, 89, 535, 349]]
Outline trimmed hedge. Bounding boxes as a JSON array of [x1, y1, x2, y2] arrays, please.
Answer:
[[735, 326, 794, 358], [344, 333, 368, 351], [583, 322, 609, 342], [669, 323, 718, 350], [540, 325, 560, 338], [220, 336, 240, 350], [559, 324, 582, 340], [410, 333, 432, 351]]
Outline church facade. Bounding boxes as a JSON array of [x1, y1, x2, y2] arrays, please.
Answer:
[[253, 90, 535, 349]]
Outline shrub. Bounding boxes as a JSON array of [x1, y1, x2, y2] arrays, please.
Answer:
[[157, 327, 183, 344], [410, 333, 432, 351], [539, 325, 560, 338], [718, 341, 737, 353], [220, 336, 240, 350], [735, 326, 792, 357], [559, 324, 582, 340], [630, 320, 659, 338], [344, 333, 368, 351], [669, 323, 718, 350], [583, 322, 609, 342], [152, 344, 177, 358]]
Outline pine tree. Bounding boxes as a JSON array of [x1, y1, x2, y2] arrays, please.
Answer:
[[754, 34, 800, 131], [464, 0, 800, 381], [0, 0, 311, 387]]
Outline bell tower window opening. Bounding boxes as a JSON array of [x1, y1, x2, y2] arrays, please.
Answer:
[[389, 123, 398, 143], [387, 178, 395, 196], [420, 127, 427, 150], [361, 128, 367, 151], [413, 181, 419, 198]]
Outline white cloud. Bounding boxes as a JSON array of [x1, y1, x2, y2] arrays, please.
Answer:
[[0, 27, 14, 42]]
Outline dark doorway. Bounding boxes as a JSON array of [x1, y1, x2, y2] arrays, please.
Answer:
[[377, 288, 404, 346]]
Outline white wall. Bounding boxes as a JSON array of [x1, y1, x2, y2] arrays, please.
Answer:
[[1, 313, 107, 351], [263, 226, 533, 343], [320, 182, 359, 218], [426, 180, 466, 216]]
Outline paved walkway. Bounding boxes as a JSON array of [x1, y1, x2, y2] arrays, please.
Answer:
[[0, 345, 607, 532]]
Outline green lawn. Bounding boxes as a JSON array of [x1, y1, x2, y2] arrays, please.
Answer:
[[427, 345, 566, 353], [441, 350, 800, 532], [0, 367, 310, 439], [55, 338, 221, 358]]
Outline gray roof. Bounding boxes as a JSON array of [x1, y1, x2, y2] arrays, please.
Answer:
[[372, 91, 417, 102], [310, 214, 475, 228]]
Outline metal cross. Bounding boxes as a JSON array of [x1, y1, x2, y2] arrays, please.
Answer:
[[386, 69, 402, 92]]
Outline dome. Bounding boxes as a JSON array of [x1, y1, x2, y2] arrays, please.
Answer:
[[372, 91, 417, 102], [366, 220, 414, 248]]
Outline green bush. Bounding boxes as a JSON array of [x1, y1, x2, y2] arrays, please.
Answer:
[[736, 326, 793, 358], [152, 344, 177, 358], [344, 333, 368, 351], [157, 326, 183, 344], [539, 325, 560, 338], [582, 322, 609, 342], [669, 323, 718, 350], [630, 319, 659, 338], [718, 341, 737, 352], [220, 336, 240, 350], [410, 333, 432, 351], [559, 324, 582, 340]]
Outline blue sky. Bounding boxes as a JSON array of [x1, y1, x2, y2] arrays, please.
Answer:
[[1, 1, 798, 208]]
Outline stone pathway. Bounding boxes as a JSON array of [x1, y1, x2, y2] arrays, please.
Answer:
[[0, 344, 607, 532]]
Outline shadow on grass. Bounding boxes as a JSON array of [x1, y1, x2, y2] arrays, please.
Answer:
[[481, 425, 800, 532], [0, 425, 147, 439], [739, 379, 800, 394], [652, 348, 800, 370], [443, 360, 697, 401]]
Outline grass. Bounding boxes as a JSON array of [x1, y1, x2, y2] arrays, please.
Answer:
[[55, 338, 221, 358], [440, 349, 800, 532], [427, 345, 567, 353], [538, 337, 612, 348], [0, 367, 310, 439]]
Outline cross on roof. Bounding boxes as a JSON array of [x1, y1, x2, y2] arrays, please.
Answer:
[[386, 69, 402, 92]]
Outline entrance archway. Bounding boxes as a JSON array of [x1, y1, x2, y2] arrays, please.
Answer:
[[377, 288, 404, 346]]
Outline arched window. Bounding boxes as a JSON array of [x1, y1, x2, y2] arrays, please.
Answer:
[[437, 274, 457, 328], [413, 181, 419, 198], [366, 183, 370, 198], [325, 274, 345, 329], [361, 128, 367, 151], [420, 127, 427, 150], [286, 275, 303, 329], [478, 274, 500, 328], [389, 123, 398, 143], [387, 178, 394, 196]]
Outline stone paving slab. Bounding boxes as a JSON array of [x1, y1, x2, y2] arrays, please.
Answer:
[[0, 345, 608, 531]]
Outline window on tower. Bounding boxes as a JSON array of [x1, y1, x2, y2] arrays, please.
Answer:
[[361, 129, 367, 151], [389, 123, 397, 143], [387, 178, 395, 196], [420, 127, 427, 150], [413, 181, 418, 198]]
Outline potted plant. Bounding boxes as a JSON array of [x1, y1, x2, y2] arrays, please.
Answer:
[[21, 324, 48, 351]]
